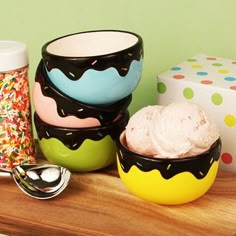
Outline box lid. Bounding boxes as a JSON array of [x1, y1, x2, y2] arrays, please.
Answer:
[[158, 54, 236, 91]]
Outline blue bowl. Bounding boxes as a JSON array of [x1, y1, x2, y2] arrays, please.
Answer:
[[42, 30, 143, 105]]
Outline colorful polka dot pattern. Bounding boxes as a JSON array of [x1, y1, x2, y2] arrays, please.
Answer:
[[224, 114, 236, 127], [211, 93, 223, 105], [168, 54, 236, 90], [221, 153, 233, 164], [183, 87, 194, 99], [158, 54, 236, 171]]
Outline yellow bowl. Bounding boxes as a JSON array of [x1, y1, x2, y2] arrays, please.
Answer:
[[116, 131, 221, 205]]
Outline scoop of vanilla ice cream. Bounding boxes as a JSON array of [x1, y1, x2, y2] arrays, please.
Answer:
[[150, 101, 219, 158], [125, 105, 163, 156], [125, 101, 219, 159]]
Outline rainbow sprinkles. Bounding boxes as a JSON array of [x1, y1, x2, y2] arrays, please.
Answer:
[[0, 67, 35, 169]]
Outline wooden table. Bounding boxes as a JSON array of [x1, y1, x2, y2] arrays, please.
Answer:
[[0, 143, 235, 236]]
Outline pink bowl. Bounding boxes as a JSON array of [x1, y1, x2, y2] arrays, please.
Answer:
[[33, 81, 100, 128]]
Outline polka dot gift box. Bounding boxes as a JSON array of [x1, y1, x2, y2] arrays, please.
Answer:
[[157, 54, 236, 172]]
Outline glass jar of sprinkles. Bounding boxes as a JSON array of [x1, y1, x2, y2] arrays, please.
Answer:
[[0, 41, 36, 169]]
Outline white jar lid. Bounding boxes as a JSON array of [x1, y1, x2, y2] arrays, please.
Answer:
[[0, 41, 28, 72]]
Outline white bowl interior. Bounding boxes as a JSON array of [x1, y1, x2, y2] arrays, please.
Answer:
[[46, 31, 139, 57]]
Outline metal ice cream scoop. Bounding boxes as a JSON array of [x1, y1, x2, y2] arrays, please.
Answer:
[[0, 164, 71, 199]]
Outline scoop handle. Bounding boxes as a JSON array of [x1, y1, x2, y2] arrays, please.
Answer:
[[0, 167, 12, 176]]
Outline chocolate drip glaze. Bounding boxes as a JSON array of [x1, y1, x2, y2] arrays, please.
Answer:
[[117, 138, 221, 180], [35, 60, 132, 125], [42, 31, 143, 80], [35, 112, 129, 150]]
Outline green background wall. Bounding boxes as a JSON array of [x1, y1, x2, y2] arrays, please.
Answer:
[[1, 0, 236, 118]]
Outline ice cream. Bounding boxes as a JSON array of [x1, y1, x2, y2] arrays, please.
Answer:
[[124, 105, 162, 157], [125, 101, 219, 158]]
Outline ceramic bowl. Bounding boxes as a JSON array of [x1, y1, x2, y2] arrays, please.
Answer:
[[34, 111, 129, 172], [33, 60, 132, 128], [116, 131, 222, 205], [41, 30, 143, 105]]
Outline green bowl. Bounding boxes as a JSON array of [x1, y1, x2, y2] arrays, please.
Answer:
[[35, 112, 129, 171]]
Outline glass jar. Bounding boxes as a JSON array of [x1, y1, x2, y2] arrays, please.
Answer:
[[0, 41, 36, 169]]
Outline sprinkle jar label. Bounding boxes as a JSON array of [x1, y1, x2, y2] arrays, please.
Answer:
[[0, 67, 35, 169]]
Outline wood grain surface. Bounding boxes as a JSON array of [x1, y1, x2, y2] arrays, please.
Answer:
[[0, 143, 235, 236]]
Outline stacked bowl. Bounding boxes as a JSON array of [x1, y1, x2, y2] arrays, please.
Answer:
[[33, 30, 143, 172]]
